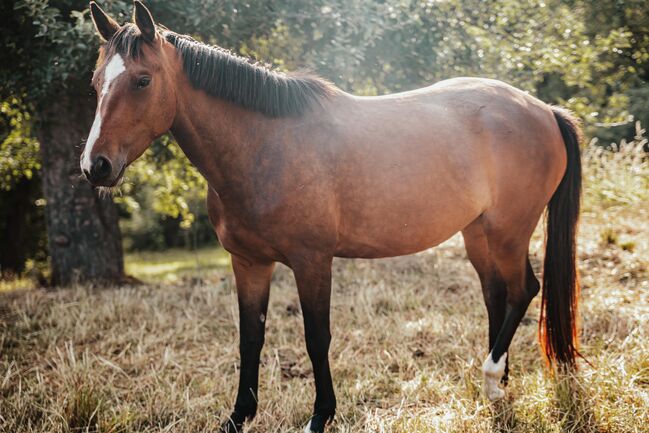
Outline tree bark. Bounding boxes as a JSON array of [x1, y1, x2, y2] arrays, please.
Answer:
[[36, 91, 124, 286], [0, 177, 44, 276]]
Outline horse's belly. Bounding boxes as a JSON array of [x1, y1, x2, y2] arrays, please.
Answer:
[[334, 203, 481, 259], [334, 233, 451, 259]]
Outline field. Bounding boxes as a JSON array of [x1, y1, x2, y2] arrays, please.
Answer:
[[1, 137, 648, 432]]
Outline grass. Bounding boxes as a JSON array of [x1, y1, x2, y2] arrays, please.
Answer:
[[125, 247, 231, 283], [1, 132, 648, 432]]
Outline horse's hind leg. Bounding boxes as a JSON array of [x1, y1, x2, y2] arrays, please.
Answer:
[[479, 219, 541, 400], [462, 220, 509, 383]]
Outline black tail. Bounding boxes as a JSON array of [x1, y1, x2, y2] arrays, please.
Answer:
[[540, 107, 583, 367]]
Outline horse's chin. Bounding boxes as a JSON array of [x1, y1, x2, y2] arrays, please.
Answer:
[[95, 178, 124, 198], [89, 163, 125, 192]]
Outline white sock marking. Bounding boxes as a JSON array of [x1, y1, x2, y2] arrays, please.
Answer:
[[81, 54, 126, 171], [482, 351, 507, 401]]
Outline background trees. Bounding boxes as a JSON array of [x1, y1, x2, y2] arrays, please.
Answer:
[[1, 0, 125, 284], [1, 0, 647, 284]]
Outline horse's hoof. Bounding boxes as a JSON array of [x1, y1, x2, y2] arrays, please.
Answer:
[[218, 421, 241, 433], [219, 416, 244, 433], [303, 413, 333, 433], [482, 352, 507, 401], [486, 385, 506, 401]]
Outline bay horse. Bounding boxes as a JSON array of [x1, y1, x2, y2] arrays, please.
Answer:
[[82, 2, 582, 432]]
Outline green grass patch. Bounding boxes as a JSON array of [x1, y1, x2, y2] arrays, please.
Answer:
[[124, 246, 231, 283]]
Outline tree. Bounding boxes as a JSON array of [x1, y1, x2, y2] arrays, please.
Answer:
[[37, 91, 124, 285], [1, 0, 124, 285]]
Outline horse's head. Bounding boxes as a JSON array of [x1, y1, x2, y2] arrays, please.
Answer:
[[82, 1, 177, 186]]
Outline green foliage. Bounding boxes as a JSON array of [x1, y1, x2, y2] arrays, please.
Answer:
[[119, 136, 206, 226], [3, 1, 90, 101], [116, 136, 216, 251], [0, 99, 39, 190]]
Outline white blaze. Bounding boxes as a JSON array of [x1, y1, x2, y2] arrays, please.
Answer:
[[81, 54, 126, 171], [482, 351, 507, 401]]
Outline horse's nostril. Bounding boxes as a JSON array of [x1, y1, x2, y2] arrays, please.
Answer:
[[91, 156, 112, 180], [82, 169, 91, 180]]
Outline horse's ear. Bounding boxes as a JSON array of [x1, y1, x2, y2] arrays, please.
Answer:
[[133, 1, 156, 42], [90, 2, 120, 42]]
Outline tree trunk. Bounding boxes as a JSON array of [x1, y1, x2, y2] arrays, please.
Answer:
[[37, 91, 124, 286], [0, 177, 44, 276]]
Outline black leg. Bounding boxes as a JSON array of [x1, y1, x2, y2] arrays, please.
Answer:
[[489, 260, 539, 361], [462, 224, 509, 383], [482, 275, 509, 384], [292, 255, 336, 433], [219, 257, 275, 433], [482, 258, 539, 400]]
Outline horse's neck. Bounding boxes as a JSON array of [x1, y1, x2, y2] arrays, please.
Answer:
[[170, 86, 274, 198]]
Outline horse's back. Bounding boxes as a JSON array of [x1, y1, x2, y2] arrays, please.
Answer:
[[354, 76, 567, 201], [328, 77, 566, 258]]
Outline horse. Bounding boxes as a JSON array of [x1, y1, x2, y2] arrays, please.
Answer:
[[82, 2, 582, 432]]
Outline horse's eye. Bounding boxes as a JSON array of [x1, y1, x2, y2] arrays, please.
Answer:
[[136, 77, 151, 89]]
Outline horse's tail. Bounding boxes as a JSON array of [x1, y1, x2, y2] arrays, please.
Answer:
[[539, 106, 582, 367]]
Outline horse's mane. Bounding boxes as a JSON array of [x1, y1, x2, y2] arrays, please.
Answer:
[[104, 24, 336, 117]]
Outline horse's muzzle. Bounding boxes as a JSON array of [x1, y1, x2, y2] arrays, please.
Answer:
[[83, 155, 122, 187]]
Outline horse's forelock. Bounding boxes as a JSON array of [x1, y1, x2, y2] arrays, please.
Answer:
[[104, 23, 151, 60]]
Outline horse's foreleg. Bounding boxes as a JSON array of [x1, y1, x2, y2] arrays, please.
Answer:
[[292, 254, 336, 433], [219, 256, 275, 433]]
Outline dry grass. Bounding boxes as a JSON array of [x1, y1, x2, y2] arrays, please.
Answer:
[[1, 134, 648, 432]]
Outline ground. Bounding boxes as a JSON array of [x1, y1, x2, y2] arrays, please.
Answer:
[[1, 141, 648, 432]]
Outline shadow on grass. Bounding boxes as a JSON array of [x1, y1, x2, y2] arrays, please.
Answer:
[[552, 371, 603, 433], [490, 399, 519, 433], [489, 370, 603, 433]]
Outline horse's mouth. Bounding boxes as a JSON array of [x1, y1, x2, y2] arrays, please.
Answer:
[[87, 163, 126, 188], [109, 164, 126, 187]]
